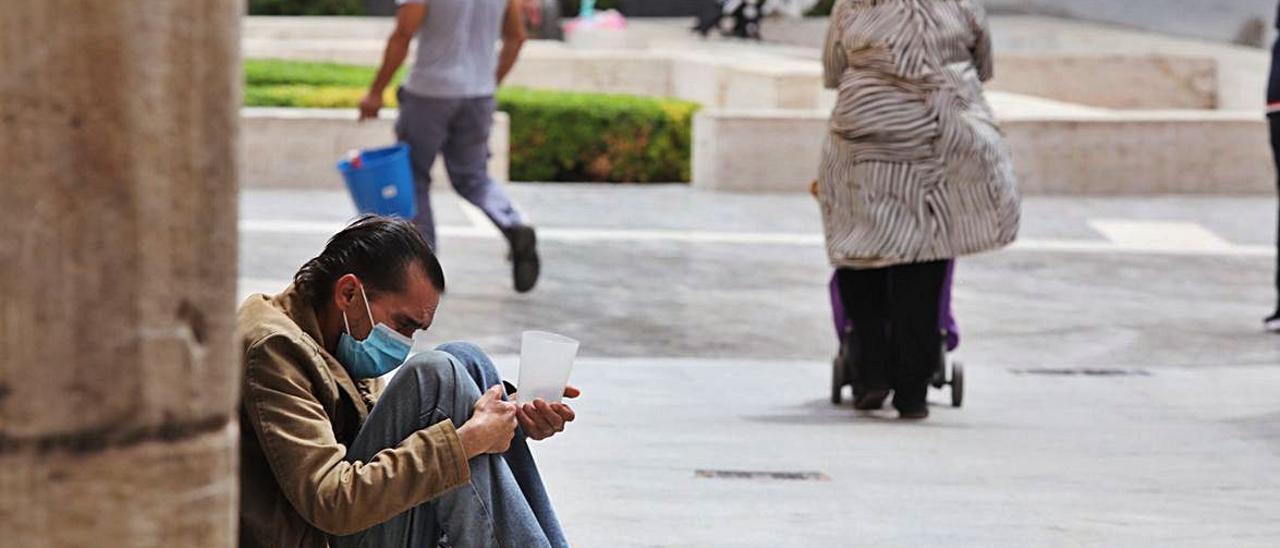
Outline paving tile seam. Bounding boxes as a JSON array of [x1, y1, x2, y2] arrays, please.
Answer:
[[239, 219, 1276, 258]]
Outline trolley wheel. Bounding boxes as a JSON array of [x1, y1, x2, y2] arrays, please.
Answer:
[[831, 357, 844, 405], [950, 361, 964, 408], [931, 340, 948, 388]]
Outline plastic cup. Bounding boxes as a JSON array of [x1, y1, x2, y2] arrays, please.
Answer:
[[516, 331, 579, 403]]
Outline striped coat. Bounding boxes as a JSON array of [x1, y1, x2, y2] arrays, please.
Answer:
[[818, 0, 1020, 269]]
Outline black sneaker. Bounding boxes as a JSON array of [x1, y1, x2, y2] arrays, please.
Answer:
[[853, 389, 890, 411], [898, 407, 929, 420], [504, 225, 540, 293], [1266, 310, 1280, 333]]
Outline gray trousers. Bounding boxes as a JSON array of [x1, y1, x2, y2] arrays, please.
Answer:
[[396, 89, 524, 249], [331, 342, 569, 548]]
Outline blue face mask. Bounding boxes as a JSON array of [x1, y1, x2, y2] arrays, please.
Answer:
[[335, 284, 413, 380]]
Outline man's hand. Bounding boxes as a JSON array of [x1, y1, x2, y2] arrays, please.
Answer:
[[358, 92, 383, 122], [457, 386, 518, 458], [516, 385, 580, 441]]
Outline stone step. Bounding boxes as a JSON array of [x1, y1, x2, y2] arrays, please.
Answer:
[[245, 34, 1223, 112], [241, 100, 1271, 196], [692, 93, 1271, 194], [244, 15, 395, 41], [767, 14, 1269, 111], [243, 15, 1250, 111]]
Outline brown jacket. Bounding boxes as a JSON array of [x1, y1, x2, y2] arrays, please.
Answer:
[[236, 286, 470, 548]]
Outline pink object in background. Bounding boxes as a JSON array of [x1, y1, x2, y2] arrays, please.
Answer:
[[563, 9, 628, 35]]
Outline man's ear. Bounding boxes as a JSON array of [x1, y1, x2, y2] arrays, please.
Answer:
[[333, 273, 360, 310]]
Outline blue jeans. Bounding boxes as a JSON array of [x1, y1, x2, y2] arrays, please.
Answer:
[[331, 343, 568, 548], [396, 89, 524, 250]]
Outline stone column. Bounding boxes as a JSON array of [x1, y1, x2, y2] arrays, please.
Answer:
[[0, 1, 241, 546]]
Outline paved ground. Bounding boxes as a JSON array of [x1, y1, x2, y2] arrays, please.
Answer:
[[240, 186, 1280, 547]]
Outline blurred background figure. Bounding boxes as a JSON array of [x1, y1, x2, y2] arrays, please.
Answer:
[[693, 0, 764, 39], [694, 0, 821, 39], [817, 0, 1020, 419], [525, 0, 564, 40]]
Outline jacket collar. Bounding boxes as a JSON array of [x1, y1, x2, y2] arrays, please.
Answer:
[[273, 285, 373, 421]]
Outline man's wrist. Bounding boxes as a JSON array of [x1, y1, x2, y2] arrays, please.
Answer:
[[455, 422, 482, 459]]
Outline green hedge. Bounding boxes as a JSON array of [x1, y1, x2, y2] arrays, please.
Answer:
[[249, 0, 364, 16], [244, 59, 699, 183], [806, 0, 835, 16], [500, 87, 697, 183]]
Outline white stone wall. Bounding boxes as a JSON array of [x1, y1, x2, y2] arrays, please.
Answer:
[[240, 108, 510, 189], [692, 97, 1273, 195], [506, 46, 1219, 111]]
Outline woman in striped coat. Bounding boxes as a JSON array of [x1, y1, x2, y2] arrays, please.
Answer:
[[818, 0, 1020, 418]]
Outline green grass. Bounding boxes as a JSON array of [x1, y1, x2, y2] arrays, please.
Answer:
[[245, 59, 395, 88], [244, 84, 375, 109], [244, 59, 403, 108]]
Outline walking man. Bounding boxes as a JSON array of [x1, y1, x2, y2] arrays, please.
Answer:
[[360, 0, 540, 293]]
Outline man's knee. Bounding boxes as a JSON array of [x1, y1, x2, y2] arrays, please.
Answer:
[[390, 351, 482, 423], [436, 340, 484, 358], [442, 148, 489, 187], [446, 169, 488, 194], [434, 341, 500, 388], [396, 350, 474, 396]]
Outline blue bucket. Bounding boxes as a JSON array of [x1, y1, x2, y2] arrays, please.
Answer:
[[337, 143, 417, 219]]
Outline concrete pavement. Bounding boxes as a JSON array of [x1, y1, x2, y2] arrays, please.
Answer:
[[522, 358, 1280, 547]]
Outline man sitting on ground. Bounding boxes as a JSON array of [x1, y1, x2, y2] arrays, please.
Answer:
[[236, 215, 575, 548]]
